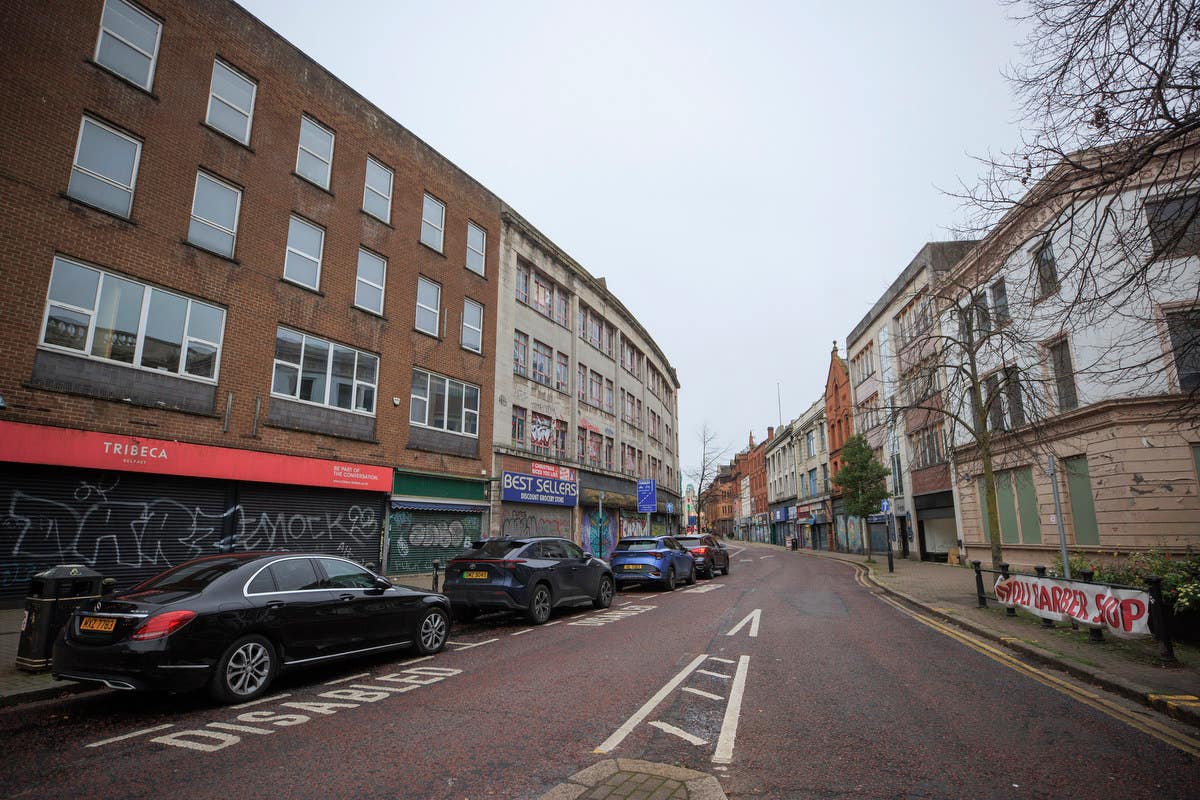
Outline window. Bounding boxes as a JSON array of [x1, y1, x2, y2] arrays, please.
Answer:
[[354, 249, 387, 315], [94, 0, 161, 90], [421, 193, 445, 251], [971, 293, 991, 335], [1166, 307, 1200, 392], [577, 363, 587, 401], [530, 412, 552, 455], [296, 116, 334, 189], [415, 277, 440, 336], [554, 289, 569, 327], [205, 60, 256, 144], [41, 256, 225, 380], [1035, 243, 1059, 300], [605, 437, 614, 470], [533, 274, 553, 316], [513, 332, 528, 377], [532, 340, 552, 386], [605, 379, 614, 412], [555, 352, 569, 392], [410, 368, 479, 436], [1146, 193, 1200, 259], [990, 278, 1010, 326], [462, 299, 483, 353], [516, 261, 530, 304], [363, 157, 393, 223], [589, 371, 602, 407], [466, 221, 486, 275], [187, 173, 240, 257], [555, 420, 568, 458], [806, 430, 816, 457], [68, 117, 141, 217], [284, 216, 324, 289], [909, 427, 944, 469], [577, 429, 587, 460], [511, 405, 527, 446], [1048, 339, 1078, 412], [272, 327, 377, 414], [983, 373, 1005, 432]]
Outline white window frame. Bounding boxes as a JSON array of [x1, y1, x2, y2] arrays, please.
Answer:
[[354, 248, 387, 315], [466, 221, 486, 275], [421, 193, 445, 252], [283, 215, 325, 290], [363, 156, 393, 223], [94, 0, 161, 91], [205, 59, 257, 145], [39, 255, 225, 383], [415, 276, 441, 337], [187, 172, 241, 257], [296, 115, 335, 189], [69, 116, 142, 218], [409, 367, 480, 437], [271, 327, 378, 416], [462, 299, 483, 353]]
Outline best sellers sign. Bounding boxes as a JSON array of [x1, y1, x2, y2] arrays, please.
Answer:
[[501, 471, 579, 507]]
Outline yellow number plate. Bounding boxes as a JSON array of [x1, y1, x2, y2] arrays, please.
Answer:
[[80, 616, 116, 632], [622, 564, 641, 570], [463, 571, 488, 579]]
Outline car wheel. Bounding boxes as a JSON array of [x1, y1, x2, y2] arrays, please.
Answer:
[[415, 607, 449, 655], [527, 583, 552, 624], [593, 575, 614, 609], [209, 634, 276, 705], [721, 560, 730, 576], [685, 564, 697, 585], [663, 567, 676, 592]]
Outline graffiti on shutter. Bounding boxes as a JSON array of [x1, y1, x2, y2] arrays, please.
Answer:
[[386, 509, 480, 574]]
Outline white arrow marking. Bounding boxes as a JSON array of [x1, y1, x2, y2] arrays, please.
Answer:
[[650, 721, 708, 746], [713, 655, 751, 764], [726, 609, 761, 638]]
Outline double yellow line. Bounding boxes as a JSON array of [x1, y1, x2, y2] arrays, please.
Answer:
[[852, 565, 1200, 757]]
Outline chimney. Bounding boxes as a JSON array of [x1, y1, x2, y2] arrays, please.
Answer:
[[767, 426, 775, 441]]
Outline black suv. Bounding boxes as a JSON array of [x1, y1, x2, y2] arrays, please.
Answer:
[[675, 534, 731, 578]]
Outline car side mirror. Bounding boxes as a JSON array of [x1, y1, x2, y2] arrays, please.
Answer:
[[582, 552, 593, 561], [368, 575, 392, 594]]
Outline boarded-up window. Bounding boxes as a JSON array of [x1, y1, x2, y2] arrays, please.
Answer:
[[1065, 456, 1099, 546]]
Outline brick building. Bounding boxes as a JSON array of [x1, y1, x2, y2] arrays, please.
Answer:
[[0, 0, 505, 599], [824, 342, 854, 551], [699, 466, 737, 538]]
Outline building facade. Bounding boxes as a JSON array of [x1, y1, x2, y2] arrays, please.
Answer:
[[791, 397, 831, 549], [825, 343, 856, 551], [700, 466, 737, 538], [765, 419, 798, 546]]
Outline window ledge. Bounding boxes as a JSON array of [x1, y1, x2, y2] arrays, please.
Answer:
[[201, 121, 255, 153], [291, 171, 335, 197], [85, 59, 160, 100], [279, 277, 325, 296], [413, 327, 441, 340], [360, 208, 394, 229], [352, 305, 386, 320], [461, 346, 484, 357], [263, 421, 378, 444], [465, 267, 487, 280], [61, 193, 137, 226], [182, 239, 240, 265], [418, 240, 447, 259]]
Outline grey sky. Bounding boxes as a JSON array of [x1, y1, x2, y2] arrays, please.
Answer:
[[238, 0, 1026, 483]]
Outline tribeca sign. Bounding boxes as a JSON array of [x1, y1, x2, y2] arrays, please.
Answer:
[[993, 574, 1151, 637], [501, 471, 578, 507]]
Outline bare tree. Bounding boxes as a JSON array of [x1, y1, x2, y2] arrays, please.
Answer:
[[686, 422, 731, 500]]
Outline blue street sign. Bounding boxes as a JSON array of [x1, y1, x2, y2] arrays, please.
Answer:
[[666, 502, 674, 514], [880, 499, 891, 513], [637, 479, 657, 513]]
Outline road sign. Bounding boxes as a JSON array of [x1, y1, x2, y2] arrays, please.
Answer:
[[666, 502, 674, 514], [880, 499, 890, 513], [637, 479, 657, 513]]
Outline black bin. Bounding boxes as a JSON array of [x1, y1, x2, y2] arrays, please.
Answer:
[[16, 565, 104, 672]]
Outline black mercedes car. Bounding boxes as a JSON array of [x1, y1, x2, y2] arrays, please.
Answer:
[[53, 552, 451, 704], [442, 537, 614, 624]]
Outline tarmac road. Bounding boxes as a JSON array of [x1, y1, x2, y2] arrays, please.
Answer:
[[0, 543, 1196, 800]]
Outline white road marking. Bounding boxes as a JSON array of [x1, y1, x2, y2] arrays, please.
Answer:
[[231, 693, 291, 709], [713, 655, 751, 764], [759, 556, 775, 560], [682, 687, 724, 700], [595, 653, 708, 754], [324, 672, 369, 685], [649, 721, 708, 746], [208, 721, 273, 735], [726, 609, 761, 638], [85, 723, 175, 748], [697, 669, 731, 679], [707, 656, 736, 664], [511, 628, 533, 636], [397, 655, 434, 666], [618, 601, 634, 606], [544, 621, 563, 627], [738, 559, 754, 563], [450, 638, 498, 651], [681, 584, 725, 594]]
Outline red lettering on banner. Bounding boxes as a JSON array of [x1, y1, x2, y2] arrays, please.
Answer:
[[1119, 598, 1147, 633]]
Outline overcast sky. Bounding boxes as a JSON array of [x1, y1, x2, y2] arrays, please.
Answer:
[[238, 0, 1027, 484]]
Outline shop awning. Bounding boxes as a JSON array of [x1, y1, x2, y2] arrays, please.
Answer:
[[390, 500, 489, 512]]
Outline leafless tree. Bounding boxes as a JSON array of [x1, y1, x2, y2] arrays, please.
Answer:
[[686, 422, 731, 500]]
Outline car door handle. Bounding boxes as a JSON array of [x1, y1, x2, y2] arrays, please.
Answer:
[[266, 600, 285, 609], [338, 593, 355, 601]]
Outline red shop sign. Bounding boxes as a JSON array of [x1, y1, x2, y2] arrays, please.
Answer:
[[0, 420, 388, 492]]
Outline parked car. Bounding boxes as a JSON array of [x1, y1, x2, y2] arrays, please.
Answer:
[[610, 536, 697, 591], [442, 537, 614, 624], [53, 552, 450, 704], [675, 534, 730, 578]]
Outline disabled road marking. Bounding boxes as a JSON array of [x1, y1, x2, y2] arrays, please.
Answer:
[[324, 672, 369, 685], [650, 721, 708, 746], [726, 609, 761, 638], [680, 583, 725, 594], [86, 724, 175, 748], [449, 638, 498, 651]]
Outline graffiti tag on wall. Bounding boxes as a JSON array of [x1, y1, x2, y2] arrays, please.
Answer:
[[499, 509, 571, 539], [582, 509, 615, 559], [386, 510, 480, 574]]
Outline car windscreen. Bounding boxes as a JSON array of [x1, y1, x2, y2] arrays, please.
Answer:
[[615, 540, 660, 551], [128, 556, 247, 594], [676, 538, 703, 547], [463, 540, 527, 558]]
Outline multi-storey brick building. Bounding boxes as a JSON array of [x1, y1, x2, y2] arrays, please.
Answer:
[[0, 0, 508, 599], [699, 466, 737, 538], [731, 430, 771, 541], [824, 343, 854, 550], [489, 209, 682, 557]]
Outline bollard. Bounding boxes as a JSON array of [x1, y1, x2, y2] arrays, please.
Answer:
[[1145, 576, 1176, 663], [1034, 566, 1054, 628], [972, 561, 987, 607], [1079, 569, 1104, 642], [999, 564, 1016, 617], [431, 560, 441, 593]]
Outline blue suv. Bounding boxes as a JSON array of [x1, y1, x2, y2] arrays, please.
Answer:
[[610, 536, 696, 591]]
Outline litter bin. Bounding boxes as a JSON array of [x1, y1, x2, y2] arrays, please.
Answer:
[[16, 564, 104, 672]]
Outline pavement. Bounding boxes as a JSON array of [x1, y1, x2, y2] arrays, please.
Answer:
[[1, 548, 1197, 799]]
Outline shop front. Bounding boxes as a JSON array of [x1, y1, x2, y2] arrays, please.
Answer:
[[491, 456, 578, 543], [0, 419, 390, 606], [577, 470, 670, 557], [769, 504, 794, 547], [387, 472, 489, 575], [914, 490, 958, 562]]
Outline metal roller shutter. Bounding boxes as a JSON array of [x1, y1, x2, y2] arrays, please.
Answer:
[[0, 464, 228, 604], [386, 507, 482, 575], [232, 484, 385, 569]]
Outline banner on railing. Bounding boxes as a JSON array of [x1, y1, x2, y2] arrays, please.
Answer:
[[993, 574, 1152, 638]]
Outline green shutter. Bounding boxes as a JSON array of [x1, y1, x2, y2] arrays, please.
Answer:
[[392, 472, 486, 500], [995, 471, 1021, 544], [1065, 456, 1099, 546], [977, 479, 994, 543], [1015, 467, 1041, 544]]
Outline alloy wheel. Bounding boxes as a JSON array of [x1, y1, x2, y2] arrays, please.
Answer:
[[419, 610, 448, 652], [226, 641, 271, 696]]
